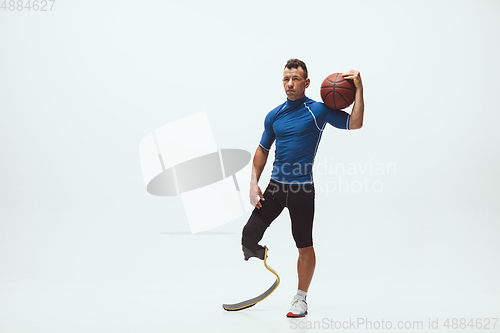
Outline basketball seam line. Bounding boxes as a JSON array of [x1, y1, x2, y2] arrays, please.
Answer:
[[336, 91, 350, 105], [327, 76, 345, 84], [323, 91, 333, 100], [334, 86, 356, 92], [333, 74, 338, 109]]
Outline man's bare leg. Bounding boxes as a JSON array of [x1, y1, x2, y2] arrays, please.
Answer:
[[297, 246, 316, 292], [287, 246, 315, 317]]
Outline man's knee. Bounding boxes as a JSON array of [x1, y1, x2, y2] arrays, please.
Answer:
[[298, 246, 315, 257]]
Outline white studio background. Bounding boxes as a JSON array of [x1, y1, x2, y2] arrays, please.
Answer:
[[1, 0, 499, 332]]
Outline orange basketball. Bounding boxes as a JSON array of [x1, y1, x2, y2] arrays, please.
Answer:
[[320, 73, 356, 110]]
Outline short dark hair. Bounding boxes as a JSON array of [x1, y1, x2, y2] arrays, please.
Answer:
[[284, 58, 308, 79]]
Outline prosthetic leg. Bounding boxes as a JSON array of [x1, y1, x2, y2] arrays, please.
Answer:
[[222, 247, 280, 311], [222, 214, 280, 311]]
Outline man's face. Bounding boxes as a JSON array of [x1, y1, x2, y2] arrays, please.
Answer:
[[282, 67, 310, 101]]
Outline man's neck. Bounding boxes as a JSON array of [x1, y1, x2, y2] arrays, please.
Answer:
[[287, 95, 307, 104]]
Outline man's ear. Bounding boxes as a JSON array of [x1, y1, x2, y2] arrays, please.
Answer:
[[305, 78, 310, 88]]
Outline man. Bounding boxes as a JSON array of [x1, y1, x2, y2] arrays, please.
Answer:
[[241, 59, 364, 317]]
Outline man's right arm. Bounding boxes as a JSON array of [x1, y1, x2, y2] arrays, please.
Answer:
[[250, 146, 269, 209], [251, 106, 278, 208]]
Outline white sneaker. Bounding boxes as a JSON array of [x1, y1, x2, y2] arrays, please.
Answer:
[[286, 295, 308, 317]]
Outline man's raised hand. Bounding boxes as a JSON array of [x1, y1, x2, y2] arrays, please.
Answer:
[[342, 70, 363, 90]]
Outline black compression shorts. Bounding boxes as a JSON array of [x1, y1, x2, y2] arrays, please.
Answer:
[[252, 179, 315, 248]]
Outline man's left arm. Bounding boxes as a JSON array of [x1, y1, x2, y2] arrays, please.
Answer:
[[343, 70, 364, 130]]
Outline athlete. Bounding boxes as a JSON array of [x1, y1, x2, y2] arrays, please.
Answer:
[[241, 59, 364, 317]]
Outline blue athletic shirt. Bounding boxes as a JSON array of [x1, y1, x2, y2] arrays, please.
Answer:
[[259, 95, 350, 184]]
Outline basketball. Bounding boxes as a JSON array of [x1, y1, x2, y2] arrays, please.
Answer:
[[320, 73, 356, 110]]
